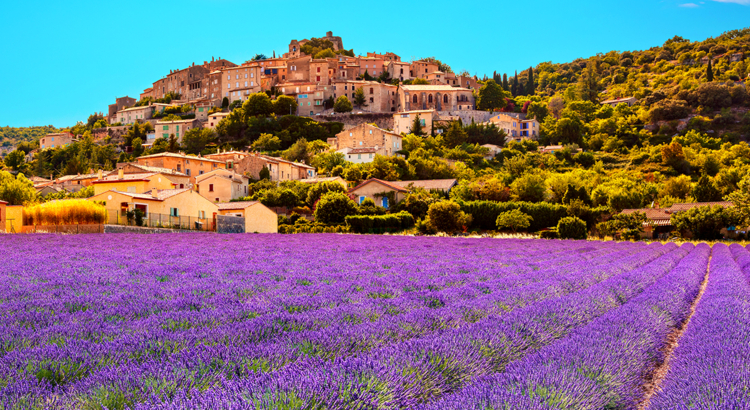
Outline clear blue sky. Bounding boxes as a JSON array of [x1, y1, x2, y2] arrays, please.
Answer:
[[1, 0, 748, 128]]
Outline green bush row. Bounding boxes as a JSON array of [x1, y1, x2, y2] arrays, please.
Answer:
[[278, 224, 349, 234], [345, 211, 415, 234], [460, 201, 569, 231]]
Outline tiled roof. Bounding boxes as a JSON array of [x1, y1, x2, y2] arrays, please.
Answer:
[[122, 164, 187, 176], [217, 201, 259, 210], [665, 202, 734, 212], [300, 177, 344, 184], [401, 85, 471, 91], [621, 208, 671, 220], [347, 147, 378, 154], [390, 179, 458, 191], [348, 178, 409, 194], [117, 188, 190, 201], [136, 152, 225, 164], [93, 173, 157, 183]]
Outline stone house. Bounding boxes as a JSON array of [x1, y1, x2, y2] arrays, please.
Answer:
[[233, 153, 315, 181], [410, 60, 440, 79], [195, 168, 249, 203], [40, 132, 79, 150], [89, 188, 219, 226], [367, 52, 400, 63], [331, 80, 397, 113], [91, 169, 190, 195], [207, 112, 229, 129], [600, 97, 638, 107], [347, 178, 457, 209], [328, 123, 402, 161], [150, 63, 210, 101], [488, 113, 540, 141], [134, 152, 226, 184], [107, 96, 136, 122], [217, 201, 278, 233], [114, 105, 154, 125], [358, 56, 385, 77], [154, 119, 202, 143], [385, 61, 411, 81], [393, 110, 437, 135]]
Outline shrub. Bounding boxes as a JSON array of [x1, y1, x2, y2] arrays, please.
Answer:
[[426, 201, 472, 233], [460, 200, 568, 231], [314, 192, 358, 224], [539, 230, 559, 239], [671, 205, 739, 240], [648, 99, 691, 122], [23, 199, 107, 226], [556, 216, 588, 240], [495, 209, 533, 232], [345, 211, 415, 234]]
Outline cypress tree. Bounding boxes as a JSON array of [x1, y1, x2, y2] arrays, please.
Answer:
[[511, 70, 518, 96], [526, 66, 535, 95], [706, 59, 714, 82], [502, 73, 509, 91]]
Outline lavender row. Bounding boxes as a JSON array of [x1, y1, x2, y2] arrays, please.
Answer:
[[423, 243, 710, 409], [129, 244, 690, 409], [646, 244, 750, 410]]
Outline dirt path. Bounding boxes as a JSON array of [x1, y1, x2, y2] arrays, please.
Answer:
[[636, 257, 711, 410]]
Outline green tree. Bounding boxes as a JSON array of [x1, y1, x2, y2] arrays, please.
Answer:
[[0, 172, 36, 205], [273, 95, 298, 116], [525, 101, 548, 122], [726, 175, 750, 226], [671, 205, 737, 240], [502, 73, 509, 91], [167, 134, 179, 152], [314, 191, 358, 224], [706, 59, 714, 82], [222, 97, 229, 109], [334, 96, 353, 113], [476, 79, 508, 112], [597, 212, 646, 240], [557, 216, 588, 239], [526, 66, 535, 95], [259, 165, 270, 180], [4, 150, 26, 171], [410, 114, 425, 136], [353, 87, 367, 108], [426, 201, 472, 233], [244, 93, 274, 117], [692, 174, 722, 202], [496, 209, 533, 232], [251, 133, 282, 152], [281, 138, 309, 163], [182, 128, 214, 155], [443, 121, 468, 148], [306, 181, 346, 208], [511, 174, 546, 202], [132, 137, 144, 158]]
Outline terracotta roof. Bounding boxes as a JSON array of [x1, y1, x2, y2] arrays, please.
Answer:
[[621, 208, 671, 220], [665, 202, 734, 212], [401, 85, 471, 91], [115, 188, 191, 201], [120, 164, 187, 177], [92, 173, 158, 183], [300, 177, 345, 184], [348, 178, 409, 194], [347, 147, 378, 154], [390, 179, 458, 191], [135, 152, 225, 164], [217, 201, 259, 210], [601, 97, 637, 104], [0, 200, 8, 204]]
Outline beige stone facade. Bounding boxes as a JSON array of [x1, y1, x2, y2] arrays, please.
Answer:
[[151, 64, 210, 101], [217, 201, 278, 233], [234, 153, 316, 181], [399, 85, 475, 112], [154, 119, 201, 143], [487, 113, 540, 142], [329, 123, 402, 156], [386, 61, 411, 81], [135, 152, 226, 184], [410, 61, 440, 79], [114, 105, 154, 125], [195, 168, 249, 203], [393, 110, 436, 135], [40, 132, 78, 150], [331, 80, 397, 113], [108, 96, 136, 121]]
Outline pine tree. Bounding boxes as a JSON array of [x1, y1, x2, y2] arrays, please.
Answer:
[[706, 60, 714, 82], [526, 66, 535, 96], [511, 70, 518, 96], [502, 73, 509, 91]]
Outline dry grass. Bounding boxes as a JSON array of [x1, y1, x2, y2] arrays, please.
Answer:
[[23, 199, 107, 226]]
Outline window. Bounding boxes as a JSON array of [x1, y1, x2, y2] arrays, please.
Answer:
[[209, 184, 214, 192], [358, 154, 361, 160], [412, 95, 418, 103], [199, 170, 204, 175], [370, 88, 374, 94], [170, 208, 178, 217], [443, 95, 448, 103], [428, 94, 433, 103], [359, 196, 366, 204], [186, 169, 191, 176]]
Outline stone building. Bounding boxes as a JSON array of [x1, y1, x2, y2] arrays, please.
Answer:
[[154, 119, 202, 144], [331, 80, 397, 113], [107, 96, 136, 122], [328, 123, 402, 161], [151, 64, 210, 101], [386, 61, 411, 81], [287, 31, 344, 58], [398, 85, 475, 112], [135, 152, 226, 184], [40, 132, 79, 150], [233, 153, 316, 181], [358, 56, 385, 77], [393, 110, 437, 135], [410, 60, 440, 79], [367, 52, 400, 63], [114, 105, 154, 125]]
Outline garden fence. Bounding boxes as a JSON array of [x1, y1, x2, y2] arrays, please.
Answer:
[[106, 210, 216, 232]]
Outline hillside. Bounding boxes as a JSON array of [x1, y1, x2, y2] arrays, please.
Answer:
[[0, 125, 58, 147]]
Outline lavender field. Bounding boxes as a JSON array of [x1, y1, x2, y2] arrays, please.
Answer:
[[1, 234, 749, 409]]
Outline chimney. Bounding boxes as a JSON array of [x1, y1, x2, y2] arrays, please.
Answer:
[[151, 188, 159, 198], [118, 169, 124, 179], [97, 170, 103, 180]]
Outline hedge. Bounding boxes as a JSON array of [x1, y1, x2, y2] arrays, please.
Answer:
[[345, 211, 415, 234], [278, 224, 349, 234], [460, 201, 568, 231]]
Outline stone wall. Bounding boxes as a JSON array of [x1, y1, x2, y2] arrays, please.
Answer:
[[104, 225, 212, 234], [315, 113, 394, 131], [438, 110, 497, 125], [217, 215, 245, 234]]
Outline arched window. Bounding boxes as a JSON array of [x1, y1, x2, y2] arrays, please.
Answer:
[[369, 88, 374, 94], [412, 95, 418, 104], [443, 94, 448, 103], [428, 94, 433, 103]]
